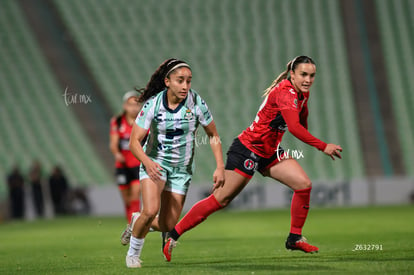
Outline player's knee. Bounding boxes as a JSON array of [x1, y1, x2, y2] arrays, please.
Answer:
[[141, 209, 158, 224], [292, 177, 312, 190], [299, 178, 312, 190]]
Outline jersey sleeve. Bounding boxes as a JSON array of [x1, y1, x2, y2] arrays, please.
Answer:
[[281, 109, 327, 151], [135, 98, 155, 130], [109, 117, 118, 135], [274, 86, 300, 111], [195, 94, 214, 126]]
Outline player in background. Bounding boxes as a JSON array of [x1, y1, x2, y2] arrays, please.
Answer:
[[110, 91, 143, 225], [163, 56, 343, 261], [125, 58, 225, 268]]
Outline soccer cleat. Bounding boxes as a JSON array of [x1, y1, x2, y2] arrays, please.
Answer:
[[125, 255, 142, 268], [120, 212, 140, 246], [163, 237, 177, 262], [285, 236, 319, 253]]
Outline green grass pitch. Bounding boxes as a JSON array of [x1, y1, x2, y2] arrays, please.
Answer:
[[0, 205, 413, 274]]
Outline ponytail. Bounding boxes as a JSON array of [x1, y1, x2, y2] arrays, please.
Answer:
[[263, 56, 315, 97], [136, 58, 191, 103], [263, 61, 293, 97]]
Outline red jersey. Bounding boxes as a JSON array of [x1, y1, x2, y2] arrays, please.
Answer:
[[238, 79, 327, 158], [110, 115, 141, 168]]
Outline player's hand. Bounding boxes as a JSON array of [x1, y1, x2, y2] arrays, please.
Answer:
[[115, 152, 125, 163], [323, 144, 343, 160], [212, 167, 225, 191], [143, 160, 163, 181]]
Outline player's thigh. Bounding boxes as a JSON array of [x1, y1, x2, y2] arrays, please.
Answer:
[[158, 191, 186, 231], [264, 159, 311, 190], [213, 170, 250, 206], [140, 178, 166, 216]]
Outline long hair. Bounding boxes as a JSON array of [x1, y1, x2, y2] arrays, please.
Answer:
[[136, 58, 191, 103], [263, 56, 315, 96]]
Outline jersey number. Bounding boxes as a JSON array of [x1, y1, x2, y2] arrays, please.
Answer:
[[250, 95, 269, 130]]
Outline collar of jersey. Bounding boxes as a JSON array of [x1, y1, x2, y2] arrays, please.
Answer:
[[285, 79, 309, 96], [162, 89, 188, 113]]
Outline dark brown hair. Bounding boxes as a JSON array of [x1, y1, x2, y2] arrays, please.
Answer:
[[136, 58, 191, 102]]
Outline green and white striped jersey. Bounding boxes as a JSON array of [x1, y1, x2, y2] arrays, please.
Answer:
[[136, 89, 213, 168]]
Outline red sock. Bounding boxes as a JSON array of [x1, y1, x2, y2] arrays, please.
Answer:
[[175, 194, 223, 236], [126, 200, 141, 223], [290, 187, 311, 235], [130, 199, 141, 215]]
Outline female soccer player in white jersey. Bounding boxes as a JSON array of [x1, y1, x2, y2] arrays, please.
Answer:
[[124, 58, 225, 268]]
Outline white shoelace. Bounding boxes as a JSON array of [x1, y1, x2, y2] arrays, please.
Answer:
[[297, 236, 308, 243], [168, 239, 177, 252]]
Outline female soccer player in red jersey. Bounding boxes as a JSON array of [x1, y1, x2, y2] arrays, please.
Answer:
[[163, 56, 343, 261], [110, 91, 143, 224]]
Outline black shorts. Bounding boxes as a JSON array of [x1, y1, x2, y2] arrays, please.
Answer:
[[225, 138, 284, 179], [115, 166, 140, 186]]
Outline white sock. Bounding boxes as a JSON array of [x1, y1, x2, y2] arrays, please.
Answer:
[[127, 236, 144, 257]]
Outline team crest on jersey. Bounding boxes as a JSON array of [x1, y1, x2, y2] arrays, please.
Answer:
[[184, 109, 193, 120], [293, 99, 298, 108], [244, 159, 256, 170], [139, 110, 144, 117]]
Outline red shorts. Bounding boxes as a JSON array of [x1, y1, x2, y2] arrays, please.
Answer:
[[115, 167, 140, 190], [224, 138, 285, 179]]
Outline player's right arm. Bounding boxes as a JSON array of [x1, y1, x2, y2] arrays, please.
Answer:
[[129, 124, 162, 181], [130, 99, 163, 181], [109, 118, 125, 163]]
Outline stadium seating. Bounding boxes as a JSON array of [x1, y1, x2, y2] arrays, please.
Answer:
[[53, 0, 365, 182], [375, 0, 414, 176], [1, 0, 374, 201], [0, 0, 110, 198]]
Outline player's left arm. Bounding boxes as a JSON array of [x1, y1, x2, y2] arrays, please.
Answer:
[[195, 92, 225, 189], [203, 121, 225, 189]]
